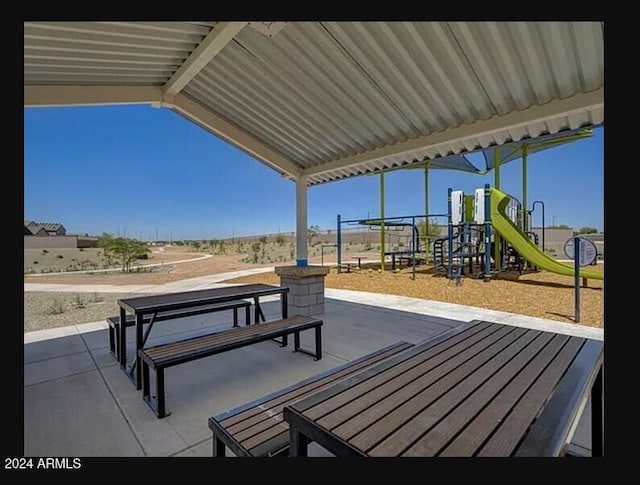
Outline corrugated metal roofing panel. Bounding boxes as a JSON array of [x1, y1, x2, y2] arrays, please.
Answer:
[[24, 21, 212, 86], [306, 107, 603, 186], [183, 21, 602, 175], [23, 21, 603, 186]]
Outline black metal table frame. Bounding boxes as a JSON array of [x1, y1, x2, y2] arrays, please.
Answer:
[[118, 285, 289, 390], [284, 322, 603, 457]]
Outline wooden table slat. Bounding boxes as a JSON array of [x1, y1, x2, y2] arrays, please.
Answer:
[[513, 338, 602, 457], [119, 284, 284, 314], [401, 332, 562, 457], [349, 328, 539, 453], [282, 321, 603, 457], [477, 337, 586, 456], [439, 333, 573, 456], [292, 321, 493, 415], [319, 325, 517, 436], [306, 322, 504, 423]]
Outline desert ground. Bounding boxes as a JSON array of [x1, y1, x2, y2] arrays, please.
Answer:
[[24, 244, 604, 332]]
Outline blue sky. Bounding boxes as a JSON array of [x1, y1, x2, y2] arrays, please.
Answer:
[[24, 105, 604, 240]]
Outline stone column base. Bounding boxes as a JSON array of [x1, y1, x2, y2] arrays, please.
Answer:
[[275, 265, 330, 316]]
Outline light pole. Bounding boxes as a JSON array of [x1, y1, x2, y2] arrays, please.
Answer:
[[530, 200, 545, 252], [552, 215, 557, 227]]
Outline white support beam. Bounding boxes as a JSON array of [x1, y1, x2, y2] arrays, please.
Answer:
[[302, 88, 604, 178], [170, 94, 303, 178], [24, 85, 162, 107], [163, 22, 246, 96], [296, 175, 308, 266]]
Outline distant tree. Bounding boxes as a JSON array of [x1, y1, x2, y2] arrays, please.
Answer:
[[259, 235, 268, 245], [276, 235, 285, 246], [192, 241, 201, 251], [550, 224, 571, 229], [416, 218, 440, 250], [98, 233, 149, 272], [308, 225, 322, 246], [576, 226, 598, 235]]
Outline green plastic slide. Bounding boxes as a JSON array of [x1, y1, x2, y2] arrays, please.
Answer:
[[490, 188, 603, 280]]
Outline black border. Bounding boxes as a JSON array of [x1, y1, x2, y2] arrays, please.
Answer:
[[15, 15, 612, 474]]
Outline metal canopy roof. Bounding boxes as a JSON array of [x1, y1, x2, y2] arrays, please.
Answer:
[[24, 21, 604, 186]]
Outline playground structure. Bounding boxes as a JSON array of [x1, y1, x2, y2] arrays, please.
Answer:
[[336, 213, 447, 280], [336, 185, 603, 284], [437, 185, 604, 283], [333, 127, 603, 284]]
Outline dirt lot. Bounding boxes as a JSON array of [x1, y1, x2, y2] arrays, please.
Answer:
[[25, 248, 271, 285], [24, 246, 206, 274], [24, 243, 604, 332]]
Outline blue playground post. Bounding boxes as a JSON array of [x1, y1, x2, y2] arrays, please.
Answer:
[[336, 214, 342, 273], [447, 188, 453, 280]]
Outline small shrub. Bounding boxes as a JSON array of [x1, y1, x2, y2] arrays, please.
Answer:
[[79, 248, 85, 251], [33, 260, 38, 265], [56, 254, 64, 259], [72, 294, 85, 309], [45, 298, 64, 315], [88, 292, 104, 303], [41, 249, 49, 255]]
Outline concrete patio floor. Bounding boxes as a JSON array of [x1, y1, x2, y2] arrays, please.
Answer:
[[24, 288, 603, 457]]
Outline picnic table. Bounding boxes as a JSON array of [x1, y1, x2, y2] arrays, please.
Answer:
[[355, 256, 366, 269], [283, 320, 603, 457], [117, 283, 289, 389]]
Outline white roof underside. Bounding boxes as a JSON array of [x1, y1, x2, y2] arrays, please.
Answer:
[[24, 21, 604, 186]]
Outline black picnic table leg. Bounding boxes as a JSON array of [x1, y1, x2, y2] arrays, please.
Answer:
[[289, 427, 309, 457], [314, 325, 322, 361], [156, 367, 166, 419], [134, 313, 144, 390], [293, 331, 300, 352], [245, 304, 251, 326], [282, 291, 288, 319], [254, 297, 265, 323], [119, 307, 127, 369], [591, 366, 603, 456], [233, 307, 239, 327], [213, 434, 226, 457]]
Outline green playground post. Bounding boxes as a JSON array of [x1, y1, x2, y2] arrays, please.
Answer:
[[522, 145, 528, 233], [494, 148, 501, 271]]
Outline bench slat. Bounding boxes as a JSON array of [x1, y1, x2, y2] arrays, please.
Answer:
[[141, 316, 318, 364]]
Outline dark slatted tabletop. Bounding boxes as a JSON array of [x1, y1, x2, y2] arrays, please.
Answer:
[[283, 320, 604, 457], [119, 283, 286, 314]]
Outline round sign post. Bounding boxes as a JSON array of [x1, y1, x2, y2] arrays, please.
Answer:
[[563, 236, 598, 324], [563, 236, 598, 266]]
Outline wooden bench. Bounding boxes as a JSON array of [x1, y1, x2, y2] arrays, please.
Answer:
[[138, 315, 323, 418], [208, 341, 414, 457], [107, 300, 252, 361]]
